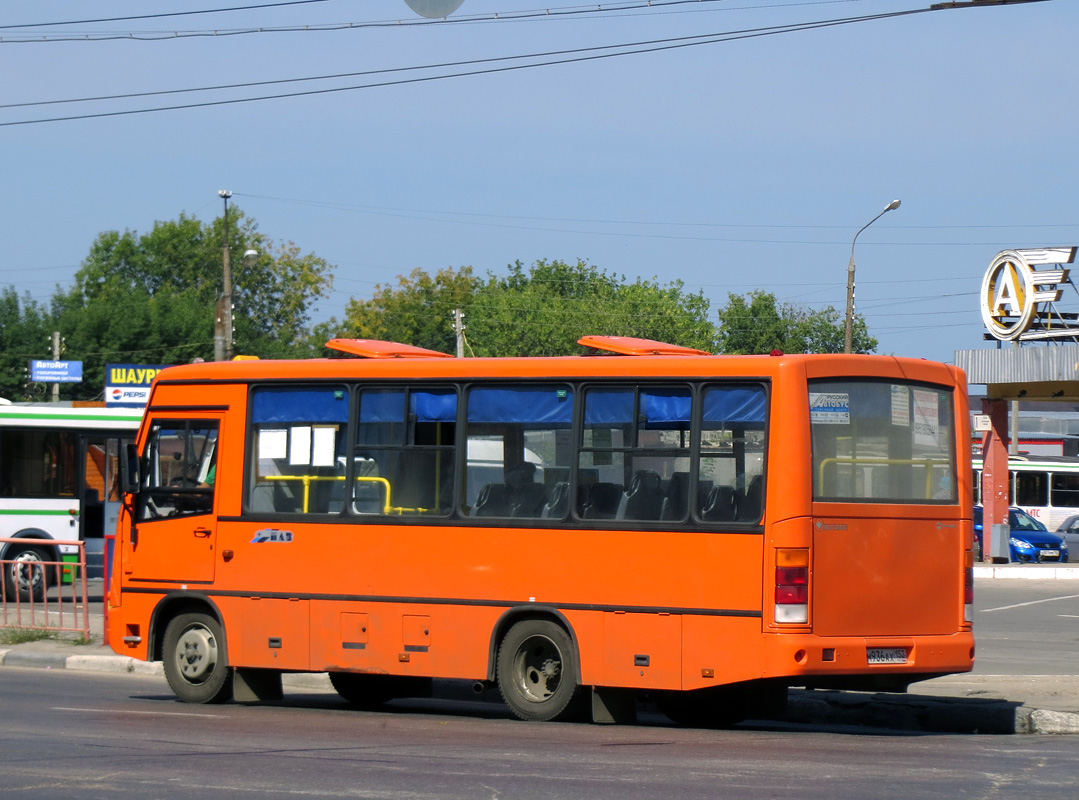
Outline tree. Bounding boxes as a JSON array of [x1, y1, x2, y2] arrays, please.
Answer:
[[715, 291, 876, 355], [0, 288, 56, 402], [339, 266, 479, 355], [54, 209, 334, 398], [467, 259, 717, 356]]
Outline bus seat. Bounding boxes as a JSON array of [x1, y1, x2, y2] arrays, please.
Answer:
[[661, 472, 690, 521], [738, 476, 763, 522], [618, 470, 664, 521], [580, 482, 623, 519], [250, 483, 276, 513], [473, 483, 509, 517], [510, 483, 548, 517], [702, 485, 737, 522], [542, 482, 570, 519]]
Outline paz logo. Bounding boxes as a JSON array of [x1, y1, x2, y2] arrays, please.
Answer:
[[250, 529, 293, 543]]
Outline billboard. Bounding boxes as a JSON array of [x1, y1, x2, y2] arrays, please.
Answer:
[[30, 360, 82, 383], [106, 364, 166, 407]]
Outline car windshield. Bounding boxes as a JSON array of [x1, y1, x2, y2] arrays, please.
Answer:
[[1009, 510, 1047, 532]]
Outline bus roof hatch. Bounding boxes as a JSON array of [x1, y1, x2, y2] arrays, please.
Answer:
[[577, 335, 712, 356], [325, 339, 454, 359]]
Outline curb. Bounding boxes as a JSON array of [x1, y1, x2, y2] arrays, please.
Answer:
[[973, 565, 1079, 579], [783, 689, 1079, 735]]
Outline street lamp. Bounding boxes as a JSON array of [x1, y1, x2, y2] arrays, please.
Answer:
[[844, 199, 901, 354], [218, 190, 233, 362], [216, 191, 259, 361]]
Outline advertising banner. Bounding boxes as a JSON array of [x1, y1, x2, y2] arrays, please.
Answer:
[[105, 363, 166, 407], [30, 360, 83, 383]]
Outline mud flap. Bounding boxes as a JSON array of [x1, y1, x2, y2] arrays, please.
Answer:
[[591, 687, 637, 724], [233, 668, 283, 703]]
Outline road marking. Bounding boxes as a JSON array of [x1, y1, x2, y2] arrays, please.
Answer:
[[53, 707, 226, 718], [981, 593, 1079, 613]]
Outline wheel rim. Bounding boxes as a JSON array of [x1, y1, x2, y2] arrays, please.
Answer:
[[11, 552, 44, 592], [173, 623, 219, 684], [511, 634, 563, 703]]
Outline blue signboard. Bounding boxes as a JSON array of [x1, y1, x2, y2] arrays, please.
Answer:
[[30, 360, 83, 383]]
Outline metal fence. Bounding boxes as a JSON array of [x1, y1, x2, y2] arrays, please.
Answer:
[[0, 537, 91, 640]]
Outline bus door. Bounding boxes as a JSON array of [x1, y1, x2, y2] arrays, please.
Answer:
[[79, 432, 133, 578], [125, 417, 221, 586]]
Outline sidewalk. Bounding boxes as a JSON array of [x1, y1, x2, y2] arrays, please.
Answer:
[[3, 568, 1079, 734]]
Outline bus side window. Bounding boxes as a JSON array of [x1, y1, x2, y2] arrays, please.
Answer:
[[464, 385, 573, 520], [138, 421, 218, 520], [353, 387, 457, 517], [248, 386, 349, 515], [698, 385, 767, 525], [1015, 471, 1048, 508]]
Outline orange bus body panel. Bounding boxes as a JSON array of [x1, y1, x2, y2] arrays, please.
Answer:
[[109, 351, 974, 702]]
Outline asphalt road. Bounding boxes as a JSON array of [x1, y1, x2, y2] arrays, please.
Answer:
[[970, 581, 1079, 675], [2, 666, 1079, 800]]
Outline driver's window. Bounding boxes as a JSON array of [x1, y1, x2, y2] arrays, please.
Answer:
[[137, 420, 219, 521]]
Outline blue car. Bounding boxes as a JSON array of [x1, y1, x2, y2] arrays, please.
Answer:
[[973, 507, 1069, 563]]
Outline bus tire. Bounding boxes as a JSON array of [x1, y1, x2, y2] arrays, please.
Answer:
[[162, 612, 233, 704], [329, 673, 431, 709], [496, 619, 583, 722], [3, 545, 49, 603]]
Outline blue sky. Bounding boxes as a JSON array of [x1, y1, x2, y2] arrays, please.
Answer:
[[2, 0, 1076, 365]]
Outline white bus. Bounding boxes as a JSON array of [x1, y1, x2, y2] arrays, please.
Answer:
[[0, 404, 141, 601], [972, 454, 1079, 531]]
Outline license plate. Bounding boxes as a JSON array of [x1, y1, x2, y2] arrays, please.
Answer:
[[1041, 550, 1060, 558], [867, 647, 907, 665]]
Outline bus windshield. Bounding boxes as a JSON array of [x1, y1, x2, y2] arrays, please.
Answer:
[[810, 379, 957, 503]]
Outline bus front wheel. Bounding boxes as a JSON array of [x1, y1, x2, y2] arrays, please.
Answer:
[[162, 612, 233, 704], [497, 619, 583, 722], [3, 545, 49, 603]]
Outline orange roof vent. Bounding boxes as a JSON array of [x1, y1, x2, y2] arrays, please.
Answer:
[[325, 339, 454, 359], [577, 335, 711, 356]]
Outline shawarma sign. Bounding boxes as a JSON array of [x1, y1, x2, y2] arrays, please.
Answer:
[[980, 247, 1079, 341]]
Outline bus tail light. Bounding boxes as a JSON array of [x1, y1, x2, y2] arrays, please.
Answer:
[[964, 550, 974, 623], [775, 548, 809, 624]]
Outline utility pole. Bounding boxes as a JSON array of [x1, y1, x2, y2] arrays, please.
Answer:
[[51, 331, 61, 402], [453, 309, 465, 358], [216, 190, 233, 362]]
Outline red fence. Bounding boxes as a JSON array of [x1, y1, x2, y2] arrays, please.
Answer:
[[0, 538, 91, 640]]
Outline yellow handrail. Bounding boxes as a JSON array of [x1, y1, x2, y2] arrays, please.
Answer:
[[817, 457, 952, 498], [260, 474, 426, 514]]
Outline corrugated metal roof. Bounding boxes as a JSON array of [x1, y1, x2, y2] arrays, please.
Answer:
[[955, 347, 1079, 385]]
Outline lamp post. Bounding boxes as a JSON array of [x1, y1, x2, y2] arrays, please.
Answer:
[[216, 190, 258, 361], [844, 199, 901, 354]]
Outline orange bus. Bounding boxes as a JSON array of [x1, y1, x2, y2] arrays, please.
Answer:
[[108, 336, 974, 725]]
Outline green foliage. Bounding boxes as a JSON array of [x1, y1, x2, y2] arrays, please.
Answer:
[[340, 258, 718, 357], [52, 209, 334, 398], [339, 266, 479, 355], [0, 288, 56, 402], [715, 290, 877, 355], [466, 259, 717, 356]]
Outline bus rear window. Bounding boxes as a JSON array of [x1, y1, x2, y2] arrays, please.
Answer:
[[810, 380, 956, 503]]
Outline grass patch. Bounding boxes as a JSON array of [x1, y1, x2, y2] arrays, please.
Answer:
[[0, 627, 60, 645]]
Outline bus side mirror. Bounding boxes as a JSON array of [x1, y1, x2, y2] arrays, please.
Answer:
[[122, 443, 142, 495]]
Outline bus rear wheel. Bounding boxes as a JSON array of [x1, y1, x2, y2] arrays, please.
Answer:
[[497, 619, 583, 722], [4, 545, 49, 603], [162, 612, 233, 704]]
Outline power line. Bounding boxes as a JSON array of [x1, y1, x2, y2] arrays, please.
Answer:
[[0, 1, 853, 42], [0, 0, 338, 30], [0, 8, 929, 127]]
